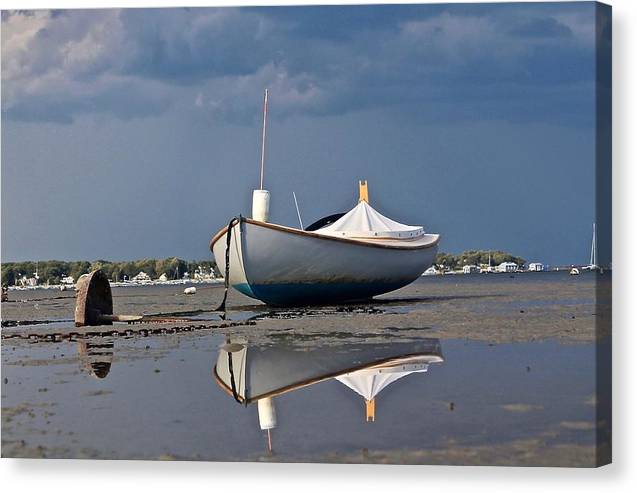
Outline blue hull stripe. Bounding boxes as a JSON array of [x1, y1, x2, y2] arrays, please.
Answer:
[[233, 281, 410, 306], [234, 282, 257, 298]]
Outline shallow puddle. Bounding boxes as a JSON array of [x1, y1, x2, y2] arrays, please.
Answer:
[[1, 327, 609, 465]]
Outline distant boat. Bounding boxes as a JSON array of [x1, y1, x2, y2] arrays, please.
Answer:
[[210, 90, 440, 306], [582, 222, 600, 271], [570, 267, 580, 275], [422, 266, 440, 276]]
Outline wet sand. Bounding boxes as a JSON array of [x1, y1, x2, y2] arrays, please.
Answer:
[[1, 272, 612, 466], [2, 271, 610, 343]]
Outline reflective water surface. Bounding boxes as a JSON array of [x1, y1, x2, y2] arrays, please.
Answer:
[[1, 328, 608, 465], [1, 273, 611, 465]]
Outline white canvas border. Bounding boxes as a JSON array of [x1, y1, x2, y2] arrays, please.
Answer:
[[0, 0, 634, 491]]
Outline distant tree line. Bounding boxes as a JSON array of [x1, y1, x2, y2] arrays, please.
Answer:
[[434, 250, 526, 271], [2, 251, 525, 285], [1, 257, 219, 286]]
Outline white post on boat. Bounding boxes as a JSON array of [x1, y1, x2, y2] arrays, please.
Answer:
[[252, 189, 270, 222], [292, 192, 304, 229], [252, 88, 271, 223]]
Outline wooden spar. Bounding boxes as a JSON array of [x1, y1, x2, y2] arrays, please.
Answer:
[[365, 399, 376, 422], [259, 89, 269, 190], [359, 180, 369, 203]]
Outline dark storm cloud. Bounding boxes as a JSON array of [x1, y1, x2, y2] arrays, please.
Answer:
[[117, 8, 271, 82], [2, 4, 596, 125], [507, 16, 573, 38], [1, 3, 607, 266]]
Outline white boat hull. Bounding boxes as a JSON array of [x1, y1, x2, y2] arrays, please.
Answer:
[[211, 218, 439, 306]]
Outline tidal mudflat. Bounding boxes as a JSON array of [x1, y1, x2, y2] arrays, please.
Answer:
[[1, 272, 611, 466]]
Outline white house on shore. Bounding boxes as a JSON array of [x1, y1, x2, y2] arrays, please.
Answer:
[[497, 262, 518, 273], [194, 266, 217, 281], [462, 265, 480, 274], [132, 271, 151, 283], [528, 262, 544, 272], [60, 275, 75, 285], [18, 275, 38, 287]]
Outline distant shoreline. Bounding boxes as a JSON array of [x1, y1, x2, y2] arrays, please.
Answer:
[[1, 257, 219, 288], [2, 251, 608, 290]]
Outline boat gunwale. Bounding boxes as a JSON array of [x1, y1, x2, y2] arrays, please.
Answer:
[[212, 351, 443, 404], [209, 218, 440, 253]]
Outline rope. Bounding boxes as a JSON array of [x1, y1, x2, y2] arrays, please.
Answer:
[[215, 216, 242, 313]]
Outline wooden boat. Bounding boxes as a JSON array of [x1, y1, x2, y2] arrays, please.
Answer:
[[209, 91, 439, 306], [210, 204, 439, 306]]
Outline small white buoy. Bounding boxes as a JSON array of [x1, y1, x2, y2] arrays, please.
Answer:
[[184, 286, 197, 295]]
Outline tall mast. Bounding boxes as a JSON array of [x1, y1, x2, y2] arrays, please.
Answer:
[[590, 222, 597, 267], [259, 89, 269, 190]]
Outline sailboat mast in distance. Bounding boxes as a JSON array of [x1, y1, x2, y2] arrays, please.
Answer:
[[590, 222, 598, 268]]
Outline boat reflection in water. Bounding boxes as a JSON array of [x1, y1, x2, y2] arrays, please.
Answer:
[[77, 336, 115, 379], [213, 334, 444, 453]]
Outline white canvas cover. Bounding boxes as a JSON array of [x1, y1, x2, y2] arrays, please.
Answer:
[[335, 362, 430, 401], [318, 201, 424, 239]]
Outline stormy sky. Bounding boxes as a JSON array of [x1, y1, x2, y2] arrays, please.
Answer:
[[1, 3, 611, 265]]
